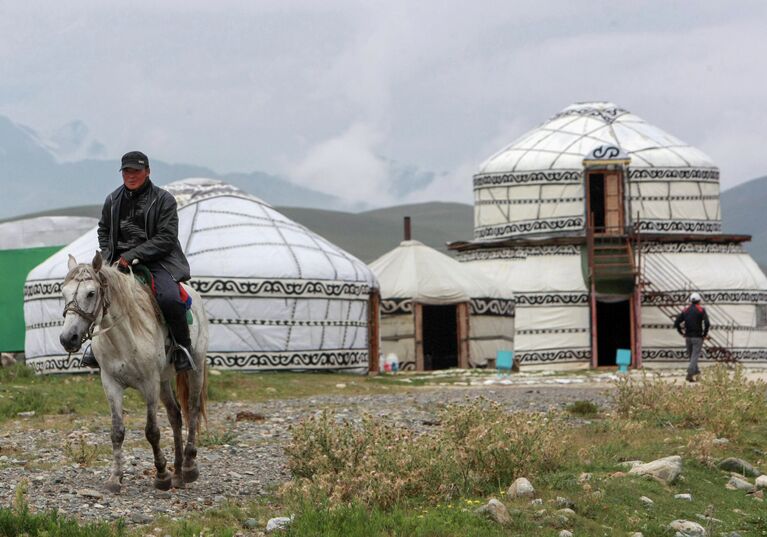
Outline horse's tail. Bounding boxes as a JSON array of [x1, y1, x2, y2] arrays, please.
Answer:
[[176, 363, 208, 430]]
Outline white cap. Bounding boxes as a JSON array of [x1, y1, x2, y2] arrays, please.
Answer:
[[689, 292, 702, 303]]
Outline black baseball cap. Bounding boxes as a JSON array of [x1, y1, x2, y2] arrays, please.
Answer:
[[120, 151, 150, 171]]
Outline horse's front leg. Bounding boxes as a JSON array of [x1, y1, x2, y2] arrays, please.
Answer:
[[145, 391, 172, 491], [159, 380, 184, 488], [101, 376, 125, 494]]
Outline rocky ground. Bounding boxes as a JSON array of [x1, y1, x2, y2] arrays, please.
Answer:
[[2, 366, 765, 530], [0, 376, 615, 527]]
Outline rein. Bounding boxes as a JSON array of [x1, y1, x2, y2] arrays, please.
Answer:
[[62, 268, 112, 348]]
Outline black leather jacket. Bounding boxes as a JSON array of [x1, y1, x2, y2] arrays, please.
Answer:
[[97, 180, 191, 282], [674, 304, 710, 338]]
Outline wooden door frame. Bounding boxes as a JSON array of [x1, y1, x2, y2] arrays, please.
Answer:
[[585, 168, 625, 235], [456, 302, 470, 369], [367, 290, 381, 374], [414, 302, 424, 371], [590, 295, 636, 369]]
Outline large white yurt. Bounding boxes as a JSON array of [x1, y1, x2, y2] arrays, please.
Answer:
[[23, 179, 378, 374], [370, 239, 514, 371], [452, 102, 767, 369]]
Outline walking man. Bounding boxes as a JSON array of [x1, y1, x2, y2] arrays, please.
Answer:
[[81, 151, 193, 371], [673, 292, 710, 382]]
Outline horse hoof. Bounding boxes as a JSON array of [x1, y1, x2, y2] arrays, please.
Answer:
[[182, 466, 199, 484], [154, 473, 172, 491], [171, 475, 186, 489], [105, 481, 121, 494]]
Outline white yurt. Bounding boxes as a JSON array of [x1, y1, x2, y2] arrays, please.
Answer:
[[1, 216, 97, 353], [453, 102, 767, 369], [23, 179, 378, 374], [370, 240, 514, 371]]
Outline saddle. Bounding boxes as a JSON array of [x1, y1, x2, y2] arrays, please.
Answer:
[[131, 264, 193, 325]]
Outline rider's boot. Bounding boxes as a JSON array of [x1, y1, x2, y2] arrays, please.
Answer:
[[168, 314, 195, 372], [80, 344, 99, 368]]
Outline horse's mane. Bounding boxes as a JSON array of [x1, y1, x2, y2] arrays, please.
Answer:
[[65, 263, 162, 337]]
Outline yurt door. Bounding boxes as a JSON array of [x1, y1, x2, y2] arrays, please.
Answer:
[[587, 170, 624, 235]]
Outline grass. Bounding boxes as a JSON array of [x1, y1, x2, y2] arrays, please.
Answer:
[[0, 363, 407, 425], [1, 364, 765, 536]]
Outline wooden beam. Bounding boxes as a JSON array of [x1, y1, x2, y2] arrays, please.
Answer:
[[414, 303, 424, 371], [456, 302, 470, 369], [367, 290, 381, 374]]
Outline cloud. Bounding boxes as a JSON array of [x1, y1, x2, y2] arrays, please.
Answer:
[[289, 123, 392, 204]]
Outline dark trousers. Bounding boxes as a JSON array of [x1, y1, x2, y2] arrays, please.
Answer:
[[147, 262, 191, 348]]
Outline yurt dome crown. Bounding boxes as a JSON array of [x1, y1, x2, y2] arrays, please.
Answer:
[[473, 101, 721, 241]]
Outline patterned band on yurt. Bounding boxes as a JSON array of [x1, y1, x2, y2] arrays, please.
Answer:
[[23, 179, 378, 374], [453, 102, 767, 369]]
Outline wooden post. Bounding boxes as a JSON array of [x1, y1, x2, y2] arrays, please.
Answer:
[[404, 216, 411, 241], [414, 302, 424, 371], [457, 302, 470, 369], [368, 290, 381, 374]]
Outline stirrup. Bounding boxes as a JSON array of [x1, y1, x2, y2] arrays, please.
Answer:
[[170, 344, 196, 372], [81, 345, 99, 368]]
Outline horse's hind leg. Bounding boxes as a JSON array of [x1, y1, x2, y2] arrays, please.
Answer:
[[102, 376, 125, 494], [159, 380, 185, 488], [144, 392, 172, 491], [182, 371, 204, 483]]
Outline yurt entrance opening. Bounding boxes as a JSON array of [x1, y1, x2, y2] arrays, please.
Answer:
[[595, 298, 632, 367], [586, 170, 624, 234], [421, 304, 458, 370]]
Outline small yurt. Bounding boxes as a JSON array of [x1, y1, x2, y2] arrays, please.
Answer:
[[0, 216, 96, 353], [453, 102, 767, 369], [369, 238, 514, 371], [23, 179, 378, 374]]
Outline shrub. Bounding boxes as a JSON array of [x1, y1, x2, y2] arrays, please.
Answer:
[[611, 365, 766, 438], [283, 398, 569, 509], [566, 400, 599, 416]]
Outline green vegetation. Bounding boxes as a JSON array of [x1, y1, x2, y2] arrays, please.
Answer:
[[1, 364, 765, 536]]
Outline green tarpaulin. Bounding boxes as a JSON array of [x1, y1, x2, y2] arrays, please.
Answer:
[[0, 246, 61, 352]]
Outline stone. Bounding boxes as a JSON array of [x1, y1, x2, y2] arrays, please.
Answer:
[[266, 516, 293, 533], [718, 457, 760, 477], [531, 498, 543, 505], [130, 512, 153, 524], [629, 533, 644, 537], [475, 498, 511, 525], [755, 475, 767, 490], [726, 475, 755, 492], [712, 438, 729, 445], [243, 518, 258, 529], [668, 519, 706, 536], [556, 508, 575, 518], [76, 488, 103, 499], [558, 531, 573, 537], [639, 496, 654, 507], [507, 477, 535, 498], [674, 493, 692, 501], [555, 497, 575, 509], [577, 472, 591, 483], [629, 455, 682, 484], [1, 353, 16, 367], [618, 460, 643, 469]]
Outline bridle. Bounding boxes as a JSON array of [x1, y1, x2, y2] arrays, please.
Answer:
[[62, 268, 112, 347]]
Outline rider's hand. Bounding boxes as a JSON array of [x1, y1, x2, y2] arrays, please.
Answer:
[[118, 257, 130, 270]]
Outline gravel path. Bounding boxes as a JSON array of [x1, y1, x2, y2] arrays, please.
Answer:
[[0, 383, 613, 526]]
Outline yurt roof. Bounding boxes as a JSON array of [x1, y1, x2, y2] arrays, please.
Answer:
[[478, 101, 715, 175], [369, 240, 513, 304], [27, 178, 376, 286], [0, 216, 98, 250]]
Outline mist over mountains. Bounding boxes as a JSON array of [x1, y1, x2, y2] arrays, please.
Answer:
[[0, 116, 440, 220]]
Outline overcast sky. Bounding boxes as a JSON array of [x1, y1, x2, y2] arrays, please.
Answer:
[[1, 1, 765, 206]]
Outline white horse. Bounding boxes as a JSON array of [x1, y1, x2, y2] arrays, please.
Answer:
[[59, 251, 208, 493]]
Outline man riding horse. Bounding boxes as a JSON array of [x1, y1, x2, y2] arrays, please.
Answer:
[[81, 151, 193, 372]]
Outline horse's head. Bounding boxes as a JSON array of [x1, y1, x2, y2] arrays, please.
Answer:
[[59, 251, 107, 353]]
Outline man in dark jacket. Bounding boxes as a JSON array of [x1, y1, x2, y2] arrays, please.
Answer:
[[81, 151, 193, 371], [673, 292, 710, 382]]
